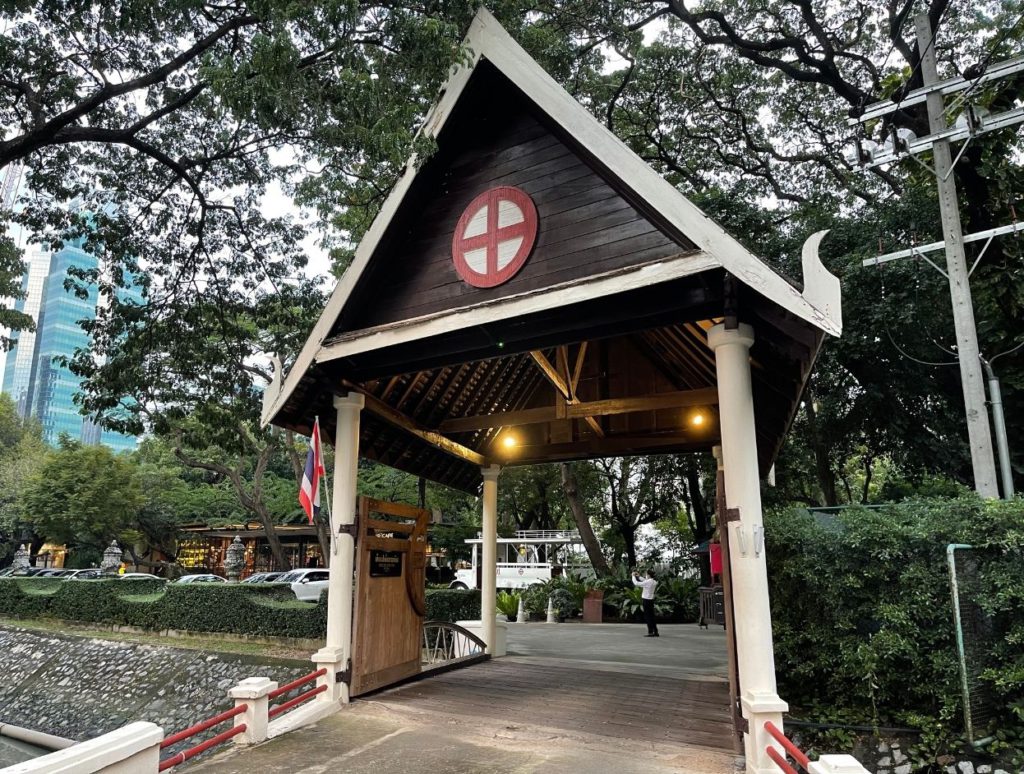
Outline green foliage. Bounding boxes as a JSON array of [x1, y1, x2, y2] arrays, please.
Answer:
[[548, 587, 576, 619], [657, 576, 699, 623], [20, 440, 143, 552], [767, 496, 1024, 748], [0, 579, 480, 638], [0, 577, 328, 639], [424, 589, 480, 623], [0, 236, 32, 350], [0, 395, 46, 564], [495, 590, 520, 618]]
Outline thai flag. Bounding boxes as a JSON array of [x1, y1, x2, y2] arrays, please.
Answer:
[[299, 418, 325, 525]]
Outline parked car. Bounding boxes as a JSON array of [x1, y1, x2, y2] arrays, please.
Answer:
[[173, 574, 227, 584], [242, 572, 283, 584], [64, 568, 105, 579], [119, 573, 161, 580], [276, 568, 330, 602], [0, 567, 16, 577], [36, 568, 73, 577]]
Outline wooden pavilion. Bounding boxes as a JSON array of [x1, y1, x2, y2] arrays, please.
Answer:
[[262, 9, 841, 772]]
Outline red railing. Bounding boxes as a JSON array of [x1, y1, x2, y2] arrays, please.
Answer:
[[765, 721, 811, 774], [267, 668, 327, 719], [158, 705, 248, 771]]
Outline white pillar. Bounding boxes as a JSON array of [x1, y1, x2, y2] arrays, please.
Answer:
[[228, 676, 277, 745], [708, 323, 787, 774], [311, 391, 364, 704], [480, 464, 500, 653]]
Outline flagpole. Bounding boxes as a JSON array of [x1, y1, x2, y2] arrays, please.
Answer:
[[315, 416, 338, 556]]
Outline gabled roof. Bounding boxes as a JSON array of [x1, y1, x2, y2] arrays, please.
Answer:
[[261, 10, 841, 492]]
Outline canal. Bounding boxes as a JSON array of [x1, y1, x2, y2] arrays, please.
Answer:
[[0, 734, 49, 766]]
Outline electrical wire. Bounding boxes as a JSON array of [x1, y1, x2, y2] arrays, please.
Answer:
[[948, 10, 1024, 113]]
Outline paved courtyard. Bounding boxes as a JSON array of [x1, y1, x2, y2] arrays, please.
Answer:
[[188, 622, 737, 773]]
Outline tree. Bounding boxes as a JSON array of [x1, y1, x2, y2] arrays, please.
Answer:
[[593, 456, 688, 569], [0, 236, 33, 350], [559, 462, 611, 576], [0, 394, 46, 564], [20, 440, 143, 558]]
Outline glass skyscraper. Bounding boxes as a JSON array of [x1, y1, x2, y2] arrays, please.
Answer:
[[2, 244, 49, 415], [2, 238, 141, 453]]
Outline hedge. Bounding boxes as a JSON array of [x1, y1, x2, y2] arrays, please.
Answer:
[[767, 495, 1024, 750], [424, 589, 480, 622], [0, 579, 480, 638]]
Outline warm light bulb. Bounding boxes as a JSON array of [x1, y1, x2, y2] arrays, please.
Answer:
[[690, 412, 706, 427], [503, 435, 517, 448]]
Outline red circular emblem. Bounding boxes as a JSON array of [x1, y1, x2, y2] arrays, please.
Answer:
[[451, 186, 538, 288]]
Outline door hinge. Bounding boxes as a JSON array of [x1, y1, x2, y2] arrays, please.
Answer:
[[336, 659, 352, 684]]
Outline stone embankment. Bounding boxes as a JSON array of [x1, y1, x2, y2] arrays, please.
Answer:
[[0, 625, 311, 743]]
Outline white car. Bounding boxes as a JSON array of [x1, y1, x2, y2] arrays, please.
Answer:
[[277, 568, 330, 602], [119, 573, 161, 580], [174, 574, 227, 584]]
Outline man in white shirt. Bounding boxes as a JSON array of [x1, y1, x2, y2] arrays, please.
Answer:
[[631, 569, 659, 637]]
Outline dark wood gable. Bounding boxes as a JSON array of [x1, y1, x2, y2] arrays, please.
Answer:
[[334, 62, 696, 335]]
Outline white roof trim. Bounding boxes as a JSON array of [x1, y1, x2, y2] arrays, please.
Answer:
[[317, 250, 716, 363], [262, 8, 841, 428]]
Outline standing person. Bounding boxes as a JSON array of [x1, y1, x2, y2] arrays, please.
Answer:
[[632, 568, 659, 637]]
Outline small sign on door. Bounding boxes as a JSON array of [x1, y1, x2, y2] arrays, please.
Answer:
[[369, 550, 403, 577]]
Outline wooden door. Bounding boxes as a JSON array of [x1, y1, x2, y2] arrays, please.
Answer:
[[350, 496, 430, 696]]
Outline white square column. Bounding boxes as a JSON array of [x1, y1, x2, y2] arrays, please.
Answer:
[[480, 464, 501, 654], [311, 391, 364, 704], [708, 323, 787, 774]]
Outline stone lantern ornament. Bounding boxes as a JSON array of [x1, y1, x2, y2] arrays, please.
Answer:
[[13, 544, 30, 573], [101, 539, 123, 574], [224, 536, 246, 583]]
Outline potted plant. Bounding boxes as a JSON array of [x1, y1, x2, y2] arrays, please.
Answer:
[[496, 590, 520, 622]]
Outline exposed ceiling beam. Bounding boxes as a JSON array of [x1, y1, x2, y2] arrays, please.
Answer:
[[341, 380, 488, 468], [439, 387, 719, 433], [570, 341, 588, 397], [529, 349, 605, 438], [496, 433, 717, 464]]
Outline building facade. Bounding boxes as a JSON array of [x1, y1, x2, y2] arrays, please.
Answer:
[[2, 239, 141, 452], [1, 244, 49, 415]]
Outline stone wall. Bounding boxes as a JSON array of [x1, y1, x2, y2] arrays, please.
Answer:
[[0, 625, 312, 744]]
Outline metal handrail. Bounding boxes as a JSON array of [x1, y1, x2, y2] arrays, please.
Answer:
[[269, 685, 328, 718], [159, 705, 247, 750], [764, 721, 811, 773], [158, 725, 247, 771], [268, 668, 326, 700], [158, 705, 248, 770], [422, 620, 487, 664]]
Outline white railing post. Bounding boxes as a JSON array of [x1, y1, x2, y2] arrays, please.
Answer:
[[228, 677, 277, 745], [809, 755, 872, 774]]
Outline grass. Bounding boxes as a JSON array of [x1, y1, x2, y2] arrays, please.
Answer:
[[0, 616, 313, 662]]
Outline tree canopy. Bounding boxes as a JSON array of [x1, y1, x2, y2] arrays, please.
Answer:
[[2, 0, 1021, 515]]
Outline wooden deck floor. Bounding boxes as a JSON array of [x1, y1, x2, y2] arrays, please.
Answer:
[[365, 655, 734, 752]]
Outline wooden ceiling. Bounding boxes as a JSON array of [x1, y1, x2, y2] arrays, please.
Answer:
[[270, 277, 822, 494]]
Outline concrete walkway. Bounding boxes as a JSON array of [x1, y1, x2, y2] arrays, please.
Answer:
[[187, 623, 737, 773]]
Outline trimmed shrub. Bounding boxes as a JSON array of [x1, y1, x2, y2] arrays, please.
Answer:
[[0, 578, 327, 639], [425, 589, 480, 622], [0, 580, 478, 637]]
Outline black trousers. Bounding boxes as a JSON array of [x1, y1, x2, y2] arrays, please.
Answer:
[[642, 598, 658, 635]]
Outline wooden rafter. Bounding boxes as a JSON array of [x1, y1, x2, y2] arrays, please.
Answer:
[[342, 380, 488, 468], [570, 342, 588, 397], [439, 387, 719, 433], [529, 349, 605, 438], [502, 432, 716, 464]]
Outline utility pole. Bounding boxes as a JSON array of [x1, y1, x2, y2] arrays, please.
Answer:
[[851, 15, 1024, 498], [913, 13, 998, 499]]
